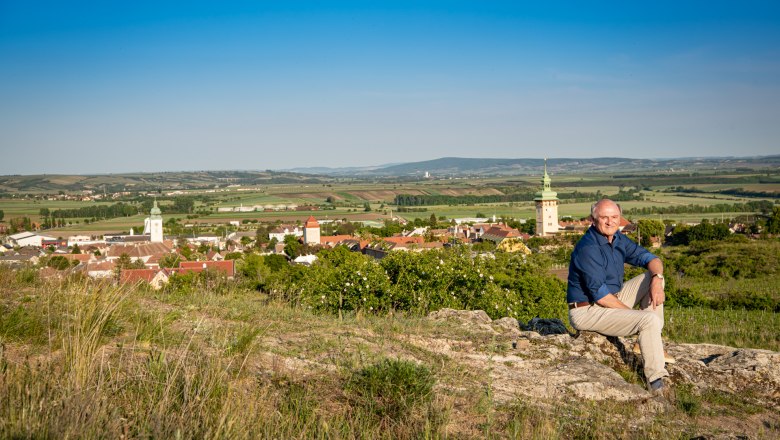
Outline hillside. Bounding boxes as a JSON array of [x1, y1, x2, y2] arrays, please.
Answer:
[[0, 273, 777, 439], [0, 170, 327, 194], [3, 155, 777, 194], [290, 155, 780, 177]]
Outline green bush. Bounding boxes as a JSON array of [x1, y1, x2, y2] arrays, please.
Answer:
[[345, 359, 435, 422]]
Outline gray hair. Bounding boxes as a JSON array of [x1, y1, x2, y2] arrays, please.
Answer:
[[590, 199, 622, 219]]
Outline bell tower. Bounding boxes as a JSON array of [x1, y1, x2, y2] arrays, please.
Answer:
[[534, 159, 559, 237]]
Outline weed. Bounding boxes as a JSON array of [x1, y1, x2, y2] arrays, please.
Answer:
[[675, 383, 701, 417], [345, 358, 435, 423]]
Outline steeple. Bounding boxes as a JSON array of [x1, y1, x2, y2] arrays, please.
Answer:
[[534, 158, 558, 201], [150, 198, 162, 219], [534, 159, 560, 237]]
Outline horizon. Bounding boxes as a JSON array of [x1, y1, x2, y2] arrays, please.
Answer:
[[0, 153, 777, 178], [2, 1, 779, 175]]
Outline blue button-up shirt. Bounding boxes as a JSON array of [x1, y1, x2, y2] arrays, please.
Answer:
[[567, 226, 658, 303]]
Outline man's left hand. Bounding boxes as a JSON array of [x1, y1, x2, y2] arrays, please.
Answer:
[[650, 276, 665, 309]]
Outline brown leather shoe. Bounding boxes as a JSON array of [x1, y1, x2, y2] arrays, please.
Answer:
[[632, 342, 676, 364]]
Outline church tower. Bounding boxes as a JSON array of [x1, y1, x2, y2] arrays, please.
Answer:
[[144, 199, 164, 243], [534, 159, 559, 237], [303, 216, 320, 245]]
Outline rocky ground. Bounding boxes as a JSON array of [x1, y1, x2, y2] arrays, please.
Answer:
[[421, 308, 780, 438]]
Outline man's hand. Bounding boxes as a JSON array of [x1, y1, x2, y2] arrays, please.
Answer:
[[649, 276, 665, 309], [595, 293, 631, 309]]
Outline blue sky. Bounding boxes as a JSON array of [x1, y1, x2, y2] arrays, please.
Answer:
[[1, 1, 779, 175]]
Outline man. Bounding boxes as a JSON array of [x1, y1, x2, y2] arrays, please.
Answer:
[[567, 199, 672, 394]]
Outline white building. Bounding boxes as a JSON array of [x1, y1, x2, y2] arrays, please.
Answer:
[[7, 232, 56, 248], [268, 225, 303, 242]]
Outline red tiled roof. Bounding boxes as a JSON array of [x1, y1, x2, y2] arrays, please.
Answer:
[[383, 236, 424, 245], [304, 216, 319, 228], [120, 269, 161, 284], [107, 243, 173, 258], [319, 235, 355, 246], [61, 254, 93, 262], [86, 260, 116, 271], [178, 260, 235, 276]]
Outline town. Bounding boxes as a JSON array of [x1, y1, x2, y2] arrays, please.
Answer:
[[1, 164, 773, 292]]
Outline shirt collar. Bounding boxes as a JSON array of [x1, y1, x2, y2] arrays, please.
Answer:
[[588, 225, 622, 246]]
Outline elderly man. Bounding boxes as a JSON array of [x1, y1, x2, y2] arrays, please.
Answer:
[[567, 199, 673, 394]]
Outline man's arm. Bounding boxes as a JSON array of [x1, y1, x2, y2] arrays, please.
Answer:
[[595, 293, 631, 309], [595, 258, 665, 309], [647, 257, 665, 309]]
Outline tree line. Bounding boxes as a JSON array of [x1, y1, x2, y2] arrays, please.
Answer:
[[624, 200, 775, 216]]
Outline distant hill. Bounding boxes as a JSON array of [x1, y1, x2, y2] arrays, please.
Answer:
[[292, 155, 780, 177], [1, 155, 777, 193], [0, 170, 327, 194]]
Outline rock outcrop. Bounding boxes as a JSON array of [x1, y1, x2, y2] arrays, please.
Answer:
[[424, 308, 780, 411]]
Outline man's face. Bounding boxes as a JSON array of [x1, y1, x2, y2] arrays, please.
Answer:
[[592, 202, 621, 238]]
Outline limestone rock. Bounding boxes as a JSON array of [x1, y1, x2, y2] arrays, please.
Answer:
[[423, 309, 780, 411]]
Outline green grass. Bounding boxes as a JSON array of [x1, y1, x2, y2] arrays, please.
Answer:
[[665, 306, 780, 351]]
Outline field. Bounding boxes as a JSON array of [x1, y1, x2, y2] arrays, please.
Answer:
[[1, 171, 777, 236]]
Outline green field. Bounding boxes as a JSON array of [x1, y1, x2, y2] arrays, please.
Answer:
[[2, 173, 777, 233]]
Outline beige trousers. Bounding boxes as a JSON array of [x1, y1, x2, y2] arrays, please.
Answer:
[[568, 272, 668, 383]]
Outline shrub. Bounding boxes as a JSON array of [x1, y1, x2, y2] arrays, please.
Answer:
[[345, 359, 435, 423]]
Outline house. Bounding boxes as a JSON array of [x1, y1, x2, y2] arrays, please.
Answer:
[[105, 243, 173, 265], [67, 235, 105, 247], [60, 253, 95, 264], [363, 236, 442, 259], [480, 224, 524, 244], [293, 254, 318, 265], [319, 235, 357, 248], [496, 238, 532, 254], [120, 269, 169, 290], [268, 225, 303, 242], [558, 219, 590, 233], [84, 260, 116, 279], [206, 250, 225, 261], [177, 260, 235, 278], [0, 247, 43, 266]]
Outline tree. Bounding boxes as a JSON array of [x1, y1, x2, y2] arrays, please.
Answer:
[[159, 253, 183, 269], [429, 213, 437, 227], [71, 243, 81, 254], [767, 206, 780, 234], [519, 218, 536, 235], [283, 234, 302, 259], [637, 219, 665, 247], [47, 255, 71, 270], [39, 208, 50, 228], [363, 202, 372, 212], [0, 209, 4, 222]]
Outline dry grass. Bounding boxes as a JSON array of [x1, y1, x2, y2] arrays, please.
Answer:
[[0, 271, 776, 439]]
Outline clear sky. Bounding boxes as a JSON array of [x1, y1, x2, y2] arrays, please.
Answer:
[[1, 1, 779, 175]]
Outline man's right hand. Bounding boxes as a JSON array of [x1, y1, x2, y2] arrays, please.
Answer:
[[595, 293, 631, 309]]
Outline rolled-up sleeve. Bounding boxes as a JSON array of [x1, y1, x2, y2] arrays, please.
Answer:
[[623, 238, 657, 268], [573, 246, 613, 301]]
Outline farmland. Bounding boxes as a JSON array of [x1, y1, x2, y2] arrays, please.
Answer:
[[1, 168, 777, 237]]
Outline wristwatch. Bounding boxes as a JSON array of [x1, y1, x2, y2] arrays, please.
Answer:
[[652, 273, 664, 280]]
